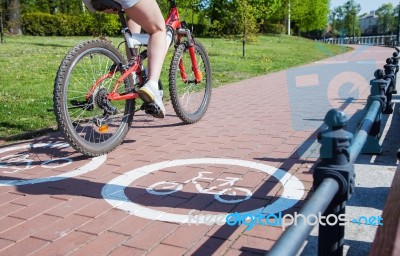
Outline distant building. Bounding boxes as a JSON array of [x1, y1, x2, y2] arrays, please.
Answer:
[[360, 11, 378, 35]]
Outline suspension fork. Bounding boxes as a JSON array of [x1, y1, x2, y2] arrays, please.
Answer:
[[188, 42, 202, 83], [177, 28, 203, 83]]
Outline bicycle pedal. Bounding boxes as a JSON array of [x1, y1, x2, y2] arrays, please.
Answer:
[[142, 103, 162, 117]]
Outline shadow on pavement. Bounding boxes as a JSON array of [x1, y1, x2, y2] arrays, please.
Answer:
[[0, 96, 398, 255]]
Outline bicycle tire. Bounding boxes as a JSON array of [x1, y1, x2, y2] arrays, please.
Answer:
[[54, 39, 135, 157], [169, 40, 212, 123]]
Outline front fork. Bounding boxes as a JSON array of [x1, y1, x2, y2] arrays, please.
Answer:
[[176, 28, 202, 83]]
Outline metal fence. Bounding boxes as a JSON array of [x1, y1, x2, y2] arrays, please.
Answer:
[[267, 49, 398, 256], [321, 35, 398, 47]]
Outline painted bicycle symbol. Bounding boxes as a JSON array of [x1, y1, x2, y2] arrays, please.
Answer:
[[0, 154, 33, 173], [0, 153, 72, 174], [0, 142, 106, 186], [146, 171, 252, 204]]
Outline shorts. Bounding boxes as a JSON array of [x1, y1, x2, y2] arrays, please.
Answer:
[[114, 0, 141, 9]]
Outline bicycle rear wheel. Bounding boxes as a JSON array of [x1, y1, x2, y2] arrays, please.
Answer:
[[54, 39, 135, 156], [169, 40, 212, 123]]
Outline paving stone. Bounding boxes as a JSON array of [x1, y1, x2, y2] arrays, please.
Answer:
[[68, 231, 129, 256], [31, 231, 95, 256], [0, 237, 49, 255], [0, 214, 60, 242], [123, 221, 179, 250]]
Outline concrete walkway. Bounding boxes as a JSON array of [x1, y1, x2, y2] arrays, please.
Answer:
[[0, 44, 398, 255]]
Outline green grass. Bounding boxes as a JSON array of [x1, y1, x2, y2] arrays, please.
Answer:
[[0, 34, 349, 139]]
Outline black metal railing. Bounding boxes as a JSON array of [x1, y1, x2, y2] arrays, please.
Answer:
[[320, 35, 398, 47], [268, 50, 398, 256], [268, 178, 340, 256]]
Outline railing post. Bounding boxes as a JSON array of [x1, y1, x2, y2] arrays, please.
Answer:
[[392, 52, 399, 94], [314, 109, 355, 256], [383, 59, 396, 114]]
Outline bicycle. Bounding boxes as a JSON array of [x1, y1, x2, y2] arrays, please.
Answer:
[[146, 171, 252, 204], [53, 0, 212, 157]]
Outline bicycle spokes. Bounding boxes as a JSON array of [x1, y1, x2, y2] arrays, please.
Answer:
[[54, 40, 135, 156], [69, 99, 94, 111]]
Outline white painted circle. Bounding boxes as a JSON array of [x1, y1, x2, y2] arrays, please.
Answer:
[[0, 143, 107, 186], [102, 158, 305, 224]]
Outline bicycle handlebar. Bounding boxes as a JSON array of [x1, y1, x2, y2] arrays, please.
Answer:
[[170, 0, 177, 8]]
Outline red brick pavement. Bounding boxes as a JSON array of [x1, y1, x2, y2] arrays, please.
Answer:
[[0, 45, 395, 255]]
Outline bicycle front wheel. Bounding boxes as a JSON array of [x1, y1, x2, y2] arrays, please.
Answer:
[[54, 39, 135, 156], [169, 40, 212, 123]]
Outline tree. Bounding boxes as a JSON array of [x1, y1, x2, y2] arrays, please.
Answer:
[[250, 0, 281, 23], [237, 0, 258, 56], [271, 0, 329, 36], [282, 0, 329, 35], [376, 3, 395, 34], [330, 6, 345, 36], [8, 0, 21, 34], [1, 3, 4, 42], [200, 0, 282, 36], [343, 0, 361, 40]]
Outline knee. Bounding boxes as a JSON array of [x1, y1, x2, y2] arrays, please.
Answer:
[[148, 24, 166, 35]]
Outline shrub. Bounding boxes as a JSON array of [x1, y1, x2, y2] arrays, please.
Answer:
[[21, 12, 120, 36], [21, 13, 59, 36], [58, 14, 87, 36], [264, 23, 286, 34], [86, 13, 120, 37]]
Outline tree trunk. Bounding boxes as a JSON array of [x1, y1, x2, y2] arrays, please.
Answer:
[[1, 11, 4, 43], [8, 0, 21, 35]]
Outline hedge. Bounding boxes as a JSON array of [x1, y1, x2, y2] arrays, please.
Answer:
[[21, 12, 120, 36]]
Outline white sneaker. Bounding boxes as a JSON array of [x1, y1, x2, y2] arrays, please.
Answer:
[[138, 80, 166, 118]]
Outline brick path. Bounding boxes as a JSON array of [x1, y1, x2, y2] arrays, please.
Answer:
[[0, 45, 396, 255]]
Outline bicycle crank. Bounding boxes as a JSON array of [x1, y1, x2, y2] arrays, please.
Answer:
[[96, 88, 118, 115]]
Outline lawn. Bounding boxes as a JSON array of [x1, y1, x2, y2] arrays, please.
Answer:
[[0, 34, 348, 139]]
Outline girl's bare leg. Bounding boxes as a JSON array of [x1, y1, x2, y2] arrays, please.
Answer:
[[127, 18, 141, 33], [126, 18, 141, 60], [123, 0, 167, 118], [124, 0, 166, 83]]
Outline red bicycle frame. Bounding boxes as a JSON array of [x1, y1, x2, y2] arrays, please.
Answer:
[[87, 0, 202, 102]]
